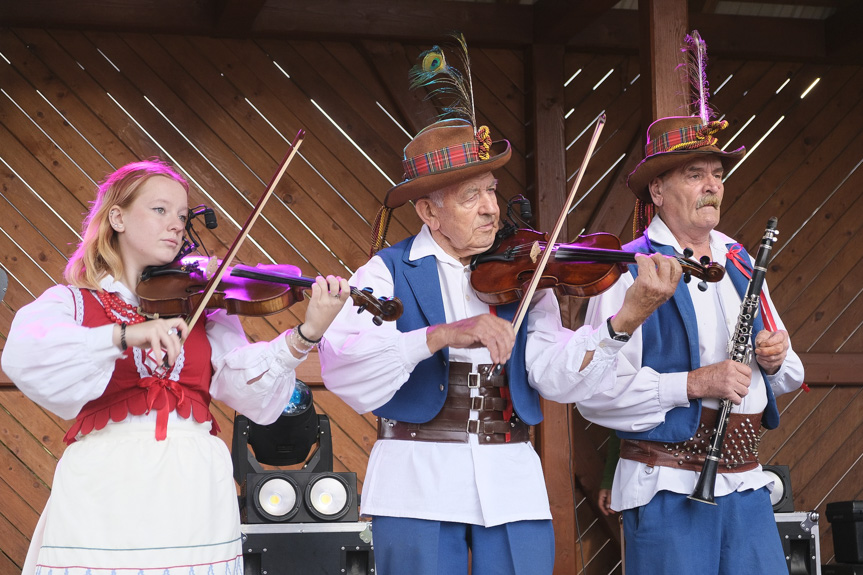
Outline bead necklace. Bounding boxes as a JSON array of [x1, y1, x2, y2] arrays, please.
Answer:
[[94, 290, 146, 326]]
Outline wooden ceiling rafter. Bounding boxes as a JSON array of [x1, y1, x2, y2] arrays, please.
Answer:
[[213, 0, 268, 34], [0, 0, 860, 64]]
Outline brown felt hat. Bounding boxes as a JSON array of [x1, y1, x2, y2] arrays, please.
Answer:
[[627, 116, 745, 203], [384, 118, 511, 208]]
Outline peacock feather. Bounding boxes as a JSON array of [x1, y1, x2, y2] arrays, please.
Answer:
[[409, 32, 477, 127], [679, 30, 713, 124]]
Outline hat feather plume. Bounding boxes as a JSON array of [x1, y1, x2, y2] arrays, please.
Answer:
[[680, 30, 712, 124], [409, 32, 476, 127]]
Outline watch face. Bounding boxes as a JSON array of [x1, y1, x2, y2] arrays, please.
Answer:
[[607, 318, 631, 342]]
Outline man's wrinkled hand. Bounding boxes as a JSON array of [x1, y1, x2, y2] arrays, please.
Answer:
[[755, 329, 789, 375], [427, 314, 515, 365], [687, 359, 752, 405]]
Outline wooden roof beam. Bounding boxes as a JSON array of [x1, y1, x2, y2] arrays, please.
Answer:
[[825, 1, 863, 63], [532, 0, 622, 44], [0, 0, 533, 44], [251, 0, 533, 45], [566, 9, 843, 63], [214, 0, 268, 35], [0, 0, 217, 34]]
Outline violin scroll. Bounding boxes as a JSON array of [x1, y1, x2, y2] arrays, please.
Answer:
[[680, 248, 724, 291], [352, 287, 403, 326]]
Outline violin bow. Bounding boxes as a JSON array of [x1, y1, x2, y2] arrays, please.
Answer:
[[183, 130, 305, 333], [492, 115, 606, 374]]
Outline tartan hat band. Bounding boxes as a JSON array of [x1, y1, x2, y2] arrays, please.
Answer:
[[645, 120, 729, 158], [384, 118, 511, 209], [403, 141, 484, 179], [626, 116, 745, 203]]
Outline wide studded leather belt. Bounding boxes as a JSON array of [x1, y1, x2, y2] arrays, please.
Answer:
[[377, 362, 530, 445], [620, 407, 763, 473]]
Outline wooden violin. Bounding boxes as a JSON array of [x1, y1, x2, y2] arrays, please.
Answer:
[[137, 256, 403, 325], [469, 228, 726, 306]]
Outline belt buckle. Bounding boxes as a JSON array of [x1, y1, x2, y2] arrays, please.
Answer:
[[470, 396, 485, 411], [468, 372, 480, 389], [466, 419, 480, 434]]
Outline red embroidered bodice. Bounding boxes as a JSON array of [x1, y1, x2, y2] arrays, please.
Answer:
[[63, 288, 221, 444]]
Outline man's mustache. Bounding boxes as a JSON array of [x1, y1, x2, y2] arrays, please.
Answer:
[[696, 195, 721, 209]]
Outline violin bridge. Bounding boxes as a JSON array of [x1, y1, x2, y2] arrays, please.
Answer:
[[530, 241, 541, 263], [205, 256, 219, 280]]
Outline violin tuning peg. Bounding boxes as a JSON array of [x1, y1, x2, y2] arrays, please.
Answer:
[[362, 287, 374, 294], [698, 280, 708, 292], [683, 247, 694, 258], [700, 256, 711, 266], [683, 272, 691, 284], [356, 305, 368, 315], [372, 316, 383, 326]]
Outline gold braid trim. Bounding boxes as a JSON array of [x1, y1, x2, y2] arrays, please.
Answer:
[[475, 125, 492, 161], [370, 206, 393, 257]]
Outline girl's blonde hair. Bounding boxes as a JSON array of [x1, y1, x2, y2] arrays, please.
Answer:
[[65, 160, 189, 290]]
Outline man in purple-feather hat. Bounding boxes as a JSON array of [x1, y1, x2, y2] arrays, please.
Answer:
[[577, 61, 806, 573]]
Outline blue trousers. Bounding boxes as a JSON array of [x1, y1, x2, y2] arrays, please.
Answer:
[[622, 488, 788, 575], [371, 516, 555, 575]]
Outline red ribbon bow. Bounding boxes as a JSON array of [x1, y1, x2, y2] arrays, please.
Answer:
[[138, 373, 188, 440]]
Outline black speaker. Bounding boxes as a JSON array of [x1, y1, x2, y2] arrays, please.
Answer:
[[826, 500, 863, 564], [764, 464, 794, 513], [242, 471, 359, 524]]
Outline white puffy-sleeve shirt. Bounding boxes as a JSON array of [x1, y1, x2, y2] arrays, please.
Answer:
[[2, 276, 301, 426], [319, 225, 621, 527], [576, 216, 805, 511]]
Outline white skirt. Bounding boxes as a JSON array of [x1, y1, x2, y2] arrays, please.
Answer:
[[24, 418, 243, 575]]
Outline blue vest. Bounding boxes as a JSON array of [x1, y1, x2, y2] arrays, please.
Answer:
[[375, 236, 543, 425], [617, 234, 780, 443]]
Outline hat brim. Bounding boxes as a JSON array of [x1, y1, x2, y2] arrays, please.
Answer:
[[627, 146, 745, 203], [384, 139, 512, 208]]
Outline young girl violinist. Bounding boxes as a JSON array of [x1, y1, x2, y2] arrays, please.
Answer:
[[2, 160, 349, 575]]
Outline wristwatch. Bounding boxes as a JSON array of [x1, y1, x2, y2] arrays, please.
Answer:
[[606, 317, 631, 342]]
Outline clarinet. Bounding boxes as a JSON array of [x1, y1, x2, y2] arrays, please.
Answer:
[[688, 217, 779, 505]]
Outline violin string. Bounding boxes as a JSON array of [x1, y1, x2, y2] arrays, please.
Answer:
[[504, 243, 707, 271], [505, 242, 632, 263]]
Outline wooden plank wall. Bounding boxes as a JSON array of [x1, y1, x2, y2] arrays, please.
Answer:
[[0, 27, 860, 574], [563, 51, 863, 573]]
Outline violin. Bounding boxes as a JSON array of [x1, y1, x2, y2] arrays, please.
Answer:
[[469, 228, 726, 306], [137, 256, 403, 326]]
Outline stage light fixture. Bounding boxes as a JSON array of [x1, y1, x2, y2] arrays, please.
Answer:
[[243, 471, 359, 525], [232, 380, 373, 573], [307, 475, 351, 521], [232, 380, 360, 525], [254, 474, 300, 522], [247, 381, 318, 466]]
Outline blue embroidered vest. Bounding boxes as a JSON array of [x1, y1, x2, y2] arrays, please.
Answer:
[[375, 235, 543, 425], [617, 234, 780, 443]]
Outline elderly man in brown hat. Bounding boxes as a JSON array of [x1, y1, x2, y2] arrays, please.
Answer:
[[319, 117, 680, 575], [577, 115, 805, 574]]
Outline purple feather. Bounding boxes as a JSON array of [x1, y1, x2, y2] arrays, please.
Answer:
[[680, 30, 712, 123]]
